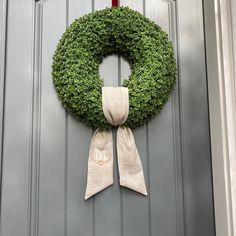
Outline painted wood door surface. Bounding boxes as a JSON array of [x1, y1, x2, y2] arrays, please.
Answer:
[[0, 0, 215, 236]]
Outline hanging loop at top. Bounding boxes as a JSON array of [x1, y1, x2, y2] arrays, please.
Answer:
[[112, 0, 118, 7]]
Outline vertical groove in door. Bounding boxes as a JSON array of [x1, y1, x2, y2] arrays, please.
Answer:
[[29, 4, 44, 236], [172, 1, 187, 235], [0, 1, 7, 214], [64, 94, 68, 236], [146, 124, 152, 236], [143, 3, 152, 236], [169, 1, 185, 236], [64, 1, 70, 235], [201, 2, 217, 232], [28, 3, 35, 235], [143, 2, 152, 236], [35, 7, 43, 236], [92, 4, 95, 236], [117, 56, 124, 236], [142, 3, 153, 236], [0, 0, 7, 233]]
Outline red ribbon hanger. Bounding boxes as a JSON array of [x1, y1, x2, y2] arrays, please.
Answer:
[[112, 0, 118, 7]]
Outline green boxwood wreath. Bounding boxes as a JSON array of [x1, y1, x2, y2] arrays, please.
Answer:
[[52, 7, 177, 130]]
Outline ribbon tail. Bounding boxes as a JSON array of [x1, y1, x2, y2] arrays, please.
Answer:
[[85, 129, 113, 200], [117, 127, 148, 196]]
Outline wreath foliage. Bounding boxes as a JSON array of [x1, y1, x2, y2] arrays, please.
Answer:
[[52, 7, 176, 129]]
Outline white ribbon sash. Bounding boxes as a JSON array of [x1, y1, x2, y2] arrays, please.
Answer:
[[85, 87, 147, 200]]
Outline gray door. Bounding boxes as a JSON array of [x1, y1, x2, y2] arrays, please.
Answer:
[[0, 0, 215, 236]]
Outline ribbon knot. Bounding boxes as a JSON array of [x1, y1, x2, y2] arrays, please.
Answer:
[[85, 87, 147, 199]]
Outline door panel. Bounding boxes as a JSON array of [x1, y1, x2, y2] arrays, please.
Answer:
[[0, 0, 215, 236], [0, 1, 33, 236]]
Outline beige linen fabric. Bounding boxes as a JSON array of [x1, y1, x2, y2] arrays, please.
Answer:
[[85, 87, 147, 199], [117, 127, 147, 195], [102, 87, 129, 126], [85, 130, 113, 200]]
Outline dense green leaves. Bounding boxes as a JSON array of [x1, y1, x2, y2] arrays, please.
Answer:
[[52, 7, 176, 129]]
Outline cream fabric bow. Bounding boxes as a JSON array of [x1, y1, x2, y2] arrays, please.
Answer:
[[85, 87, 147, 200]]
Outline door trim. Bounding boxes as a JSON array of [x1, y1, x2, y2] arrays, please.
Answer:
[[204, 0, 236, 235]]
